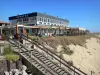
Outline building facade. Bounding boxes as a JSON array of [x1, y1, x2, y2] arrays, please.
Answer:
[[9, 12, 70, 36], [9, 12, 69, 27], [0, 21, 13, 39], [0, 21, 10, 27]]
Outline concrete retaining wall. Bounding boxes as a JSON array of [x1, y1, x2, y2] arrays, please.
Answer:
[[22, 55, 44, 75]]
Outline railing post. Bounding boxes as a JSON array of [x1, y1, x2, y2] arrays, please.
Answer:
[[47, 49, 48, 58], [91, 71, 95, 75], [59, 54, 62, 67], [74, 68, 75, 75], [18, 41, 20, 52], [0, 45, 1, 55], [91, 71, 92, 75], [25, 38, 26, 47], [45, 64, 47, 75]]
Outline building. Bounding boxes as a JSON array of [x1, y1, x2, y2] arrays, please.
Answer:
[[9, 12, 69, 36], [9, 12, 69, 27], [67, 27, 89, 36], [0, 20, 10, 27], [0, 20, 10, 35], [0, 20, 12, 39]]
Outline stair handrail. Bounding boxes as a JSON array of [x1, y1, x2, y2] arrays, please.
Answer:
[[5, 36, 55, 75], [20, 34, 87, 75]]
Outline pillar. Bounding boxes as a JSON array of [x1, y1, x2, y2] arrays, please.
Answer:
[[1, 28, 2, 34], [29, 28, 32, 35]]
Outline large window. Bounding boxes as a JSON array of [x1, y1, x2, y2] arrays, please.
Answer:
[[47, 18, 50, 22], [23, 18, 28, 22], [34, 17, 36, 20], [44, 23, 46, 25], [42, 17, 43, 21], [19, 19, 22, 22], [44, 18, 47, 22], [32, 17, 36, 20], [30, 17, 36, 21], [0, 24, 2, 26], [39, 22, 42, 24], [40, 17, 42, 21]]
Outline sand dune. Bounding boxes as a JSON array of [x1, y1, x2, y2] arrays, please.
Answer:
[[57, 37, 100, 75]]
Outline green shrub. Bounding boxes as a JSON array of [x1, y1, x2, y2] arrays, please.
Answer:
[[3, 45, 19, 62], [3, 45, 13, 55], [5, 54, 19, 62], [29, 36, 39, 41]]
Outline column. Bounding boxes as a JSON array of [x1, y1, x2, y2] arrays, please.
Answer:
[[1, 28, 2, 34], [29, 28, 32, 35]]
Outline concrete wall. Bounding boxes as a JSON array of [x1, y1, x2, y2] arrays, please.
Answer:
[[22, 56, 44, 75], [0, 59, 22, 75], [0, 60, 7, 75]]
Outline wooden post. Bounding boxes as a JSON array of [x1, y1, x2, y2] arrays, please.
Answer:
[[74, 68, 75, 75], [0, 45, 1, 55], [91, 71, 92, 75], [18, 41, 20, 52], [16, 24, 18, 40], [1, 28, 2, 35], [60, 57, 61, 67]]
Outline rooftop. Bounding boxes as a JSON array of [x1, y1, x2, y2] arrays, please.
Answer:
[[9, 12, 69, 22], [0, 20, 9, 24]]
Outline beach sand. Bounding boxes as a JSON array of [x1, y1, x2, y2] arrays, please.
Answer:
[[57, 37, 100, 75]]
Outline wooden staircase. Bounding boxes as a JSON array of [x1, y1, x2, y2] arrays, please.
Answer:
[[6, 34, 87, 75]]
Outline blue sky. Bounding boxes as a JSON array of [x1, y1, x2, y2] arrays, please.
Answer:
[[0, 0, 100, 32]]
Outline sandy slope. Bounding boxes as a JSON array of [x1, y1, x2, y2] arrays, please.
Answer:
[[57, 37, 100, 75]]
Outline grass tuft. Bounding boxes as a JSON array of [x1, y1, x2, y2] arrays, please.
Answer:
[[39, 34, 100, 48]]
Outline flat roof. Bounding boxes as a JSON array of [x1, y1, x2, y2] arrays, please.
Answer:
[[9, 12, 69, 22], [0, 20, 10, 24]]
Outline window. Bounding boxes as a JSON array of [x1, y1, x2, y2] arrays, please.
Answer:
[[34, 17, 36, 20], [23, 18, 28, 22], [42, 17, 43, 21], [19, 19, 22, 22], [44, 18, 46, 22], [5, 24, 7, 26], [47, 18, 49, 22], [40, 17, 42, 21], [30, 17, 36, 21], [44, 18, 47, 22], [48, 23, 50, 25], [0, 24, 2, 26], [32, 17, 36, 20], [39, 22, 42, 24], [44, 23, 46, 25], [51, 24, 53, 26]]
